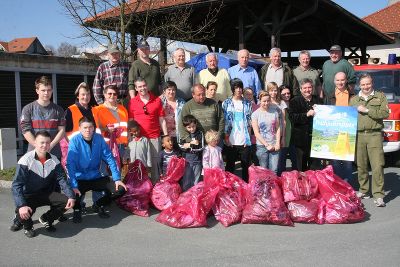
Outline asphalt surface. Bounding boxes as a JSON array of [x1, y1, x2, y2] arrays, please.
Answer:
[[1, 168, 400, 267]]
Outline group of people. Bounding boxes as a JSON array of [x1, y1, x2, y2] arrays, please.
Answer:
[[10, 41, 388, 238]]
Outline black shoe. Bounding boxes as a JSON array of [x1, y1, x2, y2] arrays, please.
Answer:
[[39, 215, 56, 232], [58, 214, 68, 222], [98, 206, 110, 219], [91, 204, 99, 213], [10, 220, 23, 232], [73, 210, 82, 223], [24, 228, 36, 238]]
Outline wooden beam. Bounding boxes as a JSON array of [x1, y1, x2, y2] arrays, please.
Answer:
[[159, 37, 167, 75]]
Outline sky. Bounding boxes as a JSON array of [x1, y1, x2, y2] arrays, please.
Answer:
[[0, 0, 392, 51]]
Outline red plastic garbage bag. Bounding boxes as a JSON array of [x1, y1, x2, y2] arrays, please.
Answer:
[[281, 170, 319, 202], [106, 126, 123, 170], [314, 166, 364, 224], [203, 169, 247, 227], [241, 166, 293, 226], [286, 199, 319, 223], [151, 157, 186, 210], [60, 137, 69, 170], [156, 181, 219, 228], [116, 160, 153, 217]]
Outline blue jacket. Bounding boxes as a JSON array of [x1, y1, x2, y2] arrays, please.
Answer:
[[67, 133, 121, 189], [12, 151, 75, 208], [222, 97, 253, 146]]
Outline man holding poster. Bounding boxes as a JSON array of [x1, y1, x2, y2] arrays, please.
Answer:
[[350, 74, 389, 207]]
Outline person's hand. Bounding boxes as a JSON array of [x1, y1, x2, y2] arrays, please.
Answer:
[[190, 139, 199, 146], [183, 143, 191, 149], [19, 206, 32, 220], [274, 144, 280, 151], [107, 124, 116, 133], [65, 199, 75, 209], [73, 188, 81, 196], [306, 109, 316, 117], [224, 138, 232, 147], [357, 105, 369, 113], [266, 144, 275, 151], [115, 180, 127, 191]]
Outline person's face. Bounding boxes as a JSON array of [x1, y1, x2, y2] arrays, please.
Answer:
[[243, 89, 254, 102], [130, 127, 140, 138], [270, 51, 281, 67], [162, 136, 174, 150], [192, 86, 206, 104], [206, 85, 217, 99], [334, 72, 347, 91], [138, 47, 150, 59], [104, 88, 118, 104], [77, 88, 91, 106], [329, 50, 342, 63], [206, 55, 218, 70], [34, 135, 51, 155], [174, 50, 185, 67], [209, 139, 218, 147], [79, 122, 95, 140], [268, 87, 278, 100], [185, 122, 197, 134], [36, 84, 53, 102], [259, 95, 271, 110], [280, 88, 291, 101], [108, 52, 121, 64], [238, 50, 249, 68], [299, 53, 310, 68], [233, 86, 243, 98], [135, 81, 149, 96], [359, 77, 373, 96], [300, 82, 313, 99], [164, 87, 176, 100]]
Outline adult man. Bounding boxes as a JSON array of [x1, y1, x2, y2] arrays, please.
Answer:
[[322, 45, 356, 98], [350, 74, 389, 207], [67, 117, 127, 223], [20, 76, 65, 158], [228, 49, 262, 98], [293, 50, 322, 97], [128, 78, 168, 183], [164, 48, 197, 101], [93, 44, 130, 105], [10, 131, 75, 238], [179, 84, 224, 141], [259, 47, 298, 93], [128, 39, 162, 97], [198, 53, 231, 102]]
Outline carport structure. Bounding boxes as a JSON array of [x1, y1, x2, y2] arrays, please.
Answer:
[[86, 0, 393, 64]]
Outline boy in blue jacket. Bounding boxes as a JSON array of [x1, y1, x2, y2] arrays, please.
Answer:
[[67, 117, 127, 223], [11, 130, 76, 238]]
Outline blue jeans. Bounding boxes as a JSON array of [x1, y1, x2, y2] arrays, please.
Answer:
[[256, 145, 279, 174], [181, 157, 202, 192], [331, 160, 353, 181], [277, 144, 297, 176]]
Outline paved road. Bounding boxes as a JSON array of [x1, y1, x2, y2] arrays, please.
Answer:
[[1, 168, 400, 267]]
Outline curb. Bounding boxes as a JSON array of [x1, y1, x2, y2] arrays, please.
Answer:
[[0, 180, 12, 189]]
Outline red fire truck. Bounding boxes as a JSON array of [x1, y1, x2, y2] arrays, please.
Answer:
[[354, 63, 400, 166]]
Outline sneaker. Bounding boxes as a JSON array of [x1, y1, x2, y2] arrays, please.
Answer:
[[374, 198, 386, 207], [10, 220, 23, 232], [58, 214, 68, 222], [356, 192, 371, 199], [98, 206, 110, 219], [24, 228, 36, 238], [39, 215, 56, 232], [72, 210, 82, 223]]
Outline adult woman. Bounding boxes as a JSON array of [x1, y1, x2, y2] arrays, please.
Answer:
[[251, 90, 281, 173], [93, 84, 128, 160], [288, 78, 321, 171], [160, 81, 185, 149], [277, 85, 297, 175], [222, 78, 252, 181]]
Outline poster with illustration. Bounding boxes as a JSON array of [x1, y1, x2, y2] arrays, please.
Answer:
[[311, 105, 358, 161]]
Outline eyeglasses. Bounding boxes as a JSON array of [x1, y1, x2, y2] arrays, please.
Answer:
[[143, 105, 149, 115], [107, 92, 117, 96]]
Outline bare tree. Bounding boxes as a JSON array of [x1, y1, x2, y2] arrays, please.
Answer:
[[58, 0, 223, 60], [57, 42, 80, 57]]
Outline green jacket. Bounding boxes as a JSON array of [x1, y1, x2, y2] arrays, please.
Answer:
[[349, 91, 389, 131], [259, 62, 299, 92]]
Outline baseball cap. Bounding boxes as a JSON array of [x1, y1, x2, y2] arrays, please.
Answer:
[[137, 39, 150, 49], [107, 44, 120, 53], [329, 45, 342, 52]]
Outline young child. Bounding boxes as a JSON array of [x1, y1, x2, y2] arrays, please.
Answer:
[[158, 135, 180, 176], [202, 130, 224, 171], [125, 120, 152, 170], [179, 115, 204, 191]]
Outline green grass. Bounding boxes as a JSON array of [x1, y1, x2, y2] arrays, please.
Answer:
[[0, 167, 16, 181]]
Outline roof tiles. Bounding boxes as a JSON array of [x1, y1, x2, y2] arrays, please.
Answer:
[[363, 2, 400, 33]]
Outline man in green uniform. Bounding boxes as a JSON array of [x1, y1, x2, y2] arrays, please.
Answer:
[[350, 74, 389, 207]]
